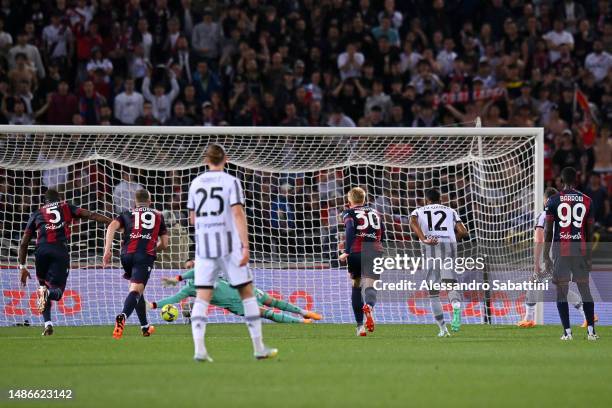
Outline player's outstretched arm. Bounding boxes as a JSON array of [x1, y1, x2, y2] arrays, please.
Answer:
[[102, 220, 121, 266], [455, 221, 469, 240], [409, 215, 438, 245], [150, 287, 194, 309], [79, 209, 113, 225], [17, 231, 33, 286], [231, 204, 250, 266]]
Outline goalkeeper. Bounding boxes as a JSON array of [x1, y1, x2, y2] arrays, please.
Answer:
[[149, 261, 322, 324]]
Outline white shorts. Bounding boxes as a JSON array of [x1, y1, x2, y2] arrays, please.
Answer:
[[422, 242, 458, 283], [194, 251, 253, 287]]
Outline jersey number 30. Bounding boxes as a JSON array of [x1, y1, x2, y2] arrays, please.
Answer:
[[355, 210, 381, 230], [557, 202, 586, 228]]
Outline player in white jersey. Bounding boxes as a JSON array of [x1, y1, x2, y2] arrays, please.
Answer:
[[409, 189, 468, 337], [518, 187, 595, 327], [187, 144, 277, 362]]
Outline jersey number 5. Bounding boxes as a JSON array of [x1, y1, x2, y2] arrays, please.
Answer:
[[355, 210, 381, 230], [133, 211, 155, 229], [195, 187, 224, 216], [45, 206, 62, 224], [557, 202, 586, 228]]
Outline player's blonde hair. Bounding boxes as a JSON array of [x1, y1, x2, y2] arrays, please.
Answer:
[[205, 143, 226, 166], [348, 187, 366, 205]]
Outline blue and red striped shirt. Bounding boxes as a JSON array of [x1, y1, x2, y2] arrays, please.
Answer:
[[25, 201, 83, 246], [545, 189, 593, 256], [342, 205, 385, 254], [116, 207, 167, 257]]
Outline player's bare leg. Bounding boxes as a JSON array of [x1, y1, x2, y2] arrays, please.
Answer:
[[362, 277, 377, 333], [36, 285, 48, 313], [114, 282, 145, 339], [192, 287, 213, 362], [237, 283, 278, 359]]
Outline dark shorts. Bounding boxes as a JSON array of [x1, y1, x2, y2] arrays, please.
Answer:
[[35, 244, 70, 290], [347, 252, 382, 280], [120, 253, 155, 286], [552, 256, 589, 283]]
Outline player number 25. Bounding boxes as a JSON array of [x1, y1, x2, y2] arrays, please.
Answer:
[[557, 202, 586, 228], [133, 211, 156, 229], [195, 187, 224, 217], [355, 210, 381, 230]]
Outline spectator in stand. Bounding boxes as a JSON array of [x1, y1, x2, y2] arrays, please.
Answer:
[[112, 171, 144, 213], [42, 12, 73, 70], [191, 7, 220, 65], [165, 100, 194, 126], [135, 101, 159, 126], [585, 39, 612, 83], [114, 78, 144, 125], [543, 19, 574, 64], [8, 32, 45, 79], [86, 47, 113, 82], [141, 67, 179, 124], [337, 42, 365, 81], [192, 60, 221, 104], [47, 80, 78, 125], [281, 102, 307, 127], [79, 79, 106, 125], [585, 173, 610, 227], [0, 16, 12, 59]]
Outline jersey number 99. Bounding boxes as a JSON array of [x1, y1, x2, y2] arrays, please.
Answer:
[[557, 202, 586, 228]]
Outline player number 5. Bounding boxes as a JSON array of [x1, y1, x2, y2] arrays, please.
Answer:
[[557, 202, 586, 228], [45, 206, 61, 223]]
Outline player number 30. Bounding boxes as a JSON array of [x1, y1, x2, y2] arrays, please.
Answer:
[[557, 202, 586, 228]]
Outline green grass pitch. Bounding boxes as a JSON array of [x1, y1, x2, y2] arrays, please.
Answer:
[[2, 324, 611, 408]]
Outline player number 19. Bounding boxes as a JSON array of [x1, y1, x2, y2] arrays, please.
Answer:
[[133, 211, 155, 229], [557, 202, 586, 228]]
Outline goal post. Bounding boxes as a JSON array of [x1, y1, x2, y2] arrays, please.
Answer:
[[0, 125, 544, 326]]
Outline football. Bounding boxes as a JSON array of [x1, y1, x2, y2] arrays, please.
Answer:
[[160, 304, 179, 322]]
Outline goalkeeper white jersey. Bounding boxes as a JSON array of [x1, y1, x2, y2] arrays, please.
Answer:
[[187, 170, 245, 258], [410, 204, 461, 243]]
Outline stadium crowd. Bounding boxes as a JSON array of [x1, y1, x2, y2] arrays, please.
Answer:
[[0, 0, 610, 234]]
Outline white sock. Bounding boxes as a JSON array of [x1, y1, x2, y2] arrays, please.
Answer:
[[191, 299, 209, 357], [524, 304, 536, 321], [44, 321, 53, 327], [565, 328, 573, 336], [436, 320, 446, 330], [451, 300, 461, 310], [587, 326, 595, 335], [243, 296, 264, 353]]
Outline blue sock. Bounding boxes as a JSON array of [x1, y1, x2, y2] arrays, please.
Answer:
[[121, 291, 141, 319], [135, 294, 148, 327], [351, 287, 364, 325], [556, 302, 571, 331]]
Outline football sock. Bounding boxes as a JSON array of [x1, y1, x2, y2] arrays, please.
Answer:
[[267, 297, 304, 315], [524, 303, 536, 321], [42, 299, 52, 323], [351, 287, 364, 325], [48, 287, 63, 301], [447, 288, 461, 310], [191, 298, 209, 357], [364, 287, 377, 308], [262, 309, 303, 323], [556, 283, 571, 330], [430, 295, 445, 329], [243, 296, 264, 353], [121, 291, 141, 319], [135, 294, 148, 327], [576, 283, 595, 328]]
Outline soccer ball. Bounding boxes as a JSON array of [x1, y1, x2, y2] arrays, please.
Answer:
[[161, 304, 179, 322]]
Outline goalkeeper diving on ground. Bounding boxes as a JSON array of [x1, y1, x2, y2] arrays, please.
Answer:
[[149, 260, 323, 324]]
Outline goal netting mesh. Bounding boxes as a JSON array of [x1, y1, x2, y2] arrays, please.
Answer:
[[0, 127, 542, 326]]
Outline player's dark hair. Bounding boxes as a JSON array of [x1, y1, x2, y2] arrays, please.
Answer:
[[544, 187, 558, 200], [135, 189, 151, 204], [560, 167, 577, 186], [425, 189, 441, 203], [44, 188, 60, 203], [206, 143, 226, 166]]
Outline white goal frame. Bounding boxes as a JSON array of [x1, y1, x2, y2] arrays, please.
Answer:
[[0, 124, 544, 325]]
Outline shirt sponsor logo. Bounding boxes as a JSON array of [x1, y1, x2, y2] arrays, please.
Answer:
[[130, 232, 152, 240], [560, 232, 582, 240]]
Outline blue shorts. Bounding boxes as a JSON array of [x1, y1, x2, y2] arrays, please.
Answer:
[[35, 244, 70, 290], [120, 253, 155, 286]]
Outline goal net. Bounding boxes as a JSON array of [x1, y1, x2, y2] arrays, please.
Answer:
[[0, 126, 543, 326]]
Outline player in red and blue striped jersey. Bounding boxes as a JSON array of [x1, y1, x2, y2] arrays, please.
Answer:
[[18, 189, 112, 336], [339, 187, 385, 336], [543, 167, 597, 340], [103, 189, 169, 339]]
